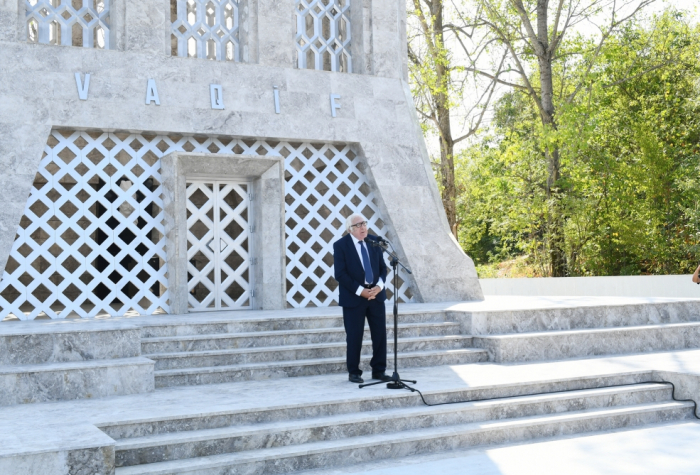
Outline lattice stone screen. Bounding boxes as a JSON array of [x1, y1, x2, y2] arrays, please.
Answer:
[[0, 132, 412, 320], [0, 131, 168, 320], [295, 0, 351, 72], [26, 0, 110, 49], [283, 143, 412, 307], [170, 0, 240, 61]]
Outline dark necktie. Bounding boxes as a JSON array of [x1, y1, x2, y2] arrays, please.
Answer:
[[360, 241, 373, 284]]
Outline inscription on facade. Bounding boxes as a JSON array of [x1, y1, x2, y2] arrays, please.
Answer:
[[72, 74, 343, 117]]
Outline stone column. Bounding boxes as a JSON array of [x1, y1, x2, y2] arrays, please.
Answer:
[[123, 0, 167, 54], [370, 0, 403, 79], [349, 0, 372, 75], [254, 163, 286, 310], [0, 0, 23, 42], [257, 0, 295, 68]]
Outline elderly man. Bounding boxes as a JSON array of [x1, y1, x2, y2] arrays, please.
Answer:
[[333, 213, 391, 384]]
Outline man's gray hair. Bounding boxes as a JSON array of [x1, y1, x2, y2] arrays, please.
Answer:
[[345, 213, 367, 233]]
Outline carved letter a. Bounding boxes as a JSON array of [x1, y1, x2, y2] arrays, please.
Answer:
[[146, 79, 160, 105]]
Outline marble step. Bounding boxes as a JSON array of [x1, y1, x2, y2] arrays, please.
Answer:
[[148, 336, 473, 370], [99, 372, 661, 441], [112, 383, 672, 467], [0, 357, 154, 406], [114, 400, 694, 474], [141, 322, 461, 354], [0, 320, 141, 365], [140, 310, 447, 338], [153, 348, 487, 387], [473, 321, 700, 363], [466, 299, 700, 335]]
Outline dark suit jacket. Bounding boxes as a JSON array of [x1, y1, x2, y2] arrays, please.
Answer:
[[333, 233, 388, 308]]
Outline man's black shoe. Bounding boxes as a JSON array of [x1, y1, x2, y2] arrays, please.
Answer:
[[372, 372, 392, 382], [349, 374, 364, 384]]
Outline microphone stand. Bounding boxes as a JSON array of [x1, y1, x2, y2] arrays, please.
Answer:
[[360, 239, 417, 391]]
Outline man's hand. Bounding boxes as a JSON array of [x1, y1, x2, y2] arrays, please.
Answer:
[[693, 264, 700, 284], [360, 286, 381, 300]]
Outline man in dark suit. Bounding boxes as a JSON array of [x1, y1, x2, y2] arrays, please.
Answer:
[[333, 213, 391, 384]]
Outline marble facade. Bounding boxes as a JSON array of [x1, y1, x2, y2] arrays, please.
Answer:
[[0, 0, 483, 320]]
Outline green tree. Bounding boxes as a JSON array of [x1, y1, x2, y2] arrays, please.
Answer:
[[458, 10, 700, 277], [407, 0, 505, 238], [448, 0, 656, 275]]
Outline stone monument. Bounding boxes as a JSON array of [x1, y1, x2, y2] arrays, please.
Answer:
[[0, 0, 483, 321]]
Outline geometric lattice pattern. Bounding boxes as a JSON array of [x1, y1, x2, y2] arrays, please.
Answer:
[[170, 0, 240, 61], [186, 181, 251, 310], [26, 0, 110, 49], [0, 132, 412, 320], [0, 131, 168, 320], [295, 0, 352, 72], [283, 143, 412, 307]]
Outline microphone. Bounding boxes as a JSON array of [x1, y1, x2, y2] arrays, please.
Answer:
[[365, 239, 382, 247], [365, 236, 389, 247]]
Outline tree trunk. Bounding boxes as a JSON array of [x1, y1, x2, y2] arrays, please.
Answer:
[[536, 0, 567, 276], [431, 0, 459, 238], [439, 133, 457, 237]]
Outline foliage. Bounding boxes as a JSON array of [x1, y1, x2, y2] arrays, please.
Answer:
[[407, 0, 504, 237], [458, 11, 700, 276], [475, 256, 546, 278]]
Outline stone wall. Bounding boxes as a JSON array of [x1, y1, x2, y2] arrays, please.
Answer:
[[480, 275, 700, 299]]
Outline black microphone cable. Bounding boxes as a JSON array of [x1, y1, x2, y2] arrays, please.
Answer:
[[393, 379, 700, 419]]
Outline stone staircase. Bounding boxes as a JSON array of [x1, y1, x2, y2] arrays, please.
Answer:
[[139, 309, 487, 388], [467, 298, 700, 362], [105, 380, 694, 475], [5, 298, 700, 475], [0, 319, 153, 405]]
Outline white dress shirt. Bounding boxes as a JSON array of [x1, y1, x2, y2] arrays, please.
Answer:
[[352, 237, 385, 296]]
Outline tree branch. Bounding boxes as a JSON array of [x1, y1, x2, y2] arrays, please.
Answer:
[[407, 44, 422, 67], [454, 52, 508, 144], [477, 2, 545, 115], [463, 66, 531, 91], [603, 61, 674, 88], [566, 0, 658, 104], [412, 0, 439, 59], [510, 0, 544, 56]]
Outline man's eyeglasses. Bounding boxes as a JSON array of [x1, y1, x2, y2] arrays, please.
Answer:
[[350, 221, 368, 229]]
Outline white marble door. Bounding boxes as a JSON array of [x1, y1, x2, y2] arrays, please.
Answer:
[[186, 180, 251, 310]]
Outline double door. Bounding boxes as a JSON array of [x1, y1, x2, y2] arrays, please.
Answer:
[[186, 180, 252, 310]]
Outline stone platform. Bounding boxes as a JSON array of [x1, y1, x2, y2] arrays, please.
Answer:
[[2, 296, 700, 474]]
